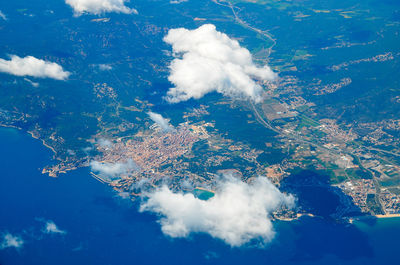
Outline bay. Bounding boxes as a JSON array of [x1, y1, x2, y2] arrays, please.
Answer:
[[0, 127, 399, 265]]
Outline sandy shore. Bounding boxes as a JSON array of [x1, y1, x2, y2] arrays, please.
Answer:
[[348, 213, 400, 223], [375, 214, 400, 218]]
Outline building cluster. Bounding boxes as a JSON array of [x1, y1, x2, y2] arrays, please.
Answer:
[[330, 52, 394, 71], [99, 124, 200, 176], [379, 189, 400, 214], [318, 119, 358, 143], [312, 78, 352, 95], [338, 179, 376, 213], [93, 83, 117, 100]]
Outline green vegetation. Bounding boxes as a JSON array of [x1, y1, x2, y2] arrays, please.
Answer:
[[296, 105, 310, 112], [380, 177, 400, 187], [366, 194, 384, 215], [296, 114, 320, 130], [345, 168, 373, 180], [388, 187, 400, 195], [330, 174, 347, 185]]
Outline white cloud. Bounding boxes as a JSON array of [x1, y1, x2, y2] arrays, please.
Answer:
[[117, 191, 130, 199], [0, 233, 24, 249], [147, 111, 174, 132], [90, 159, 137, 178], [163, 24, 277, 103], [91, 64, 112, 71], [0, 55, 70, 80], [67, 149, 76, 155], [140, 176, 294, 247], [98, 64, 112, 71], [170, 0, 188, 4], [65, 0, 138, 15], [97, 138, 112, 148], [24, 77, 39, 87], [0, 10, 7, 20], [43, 220, 66, 235]]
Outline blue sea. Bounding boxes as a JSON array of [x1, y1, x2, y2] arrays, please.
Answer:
[[0, 127, 399, 265]]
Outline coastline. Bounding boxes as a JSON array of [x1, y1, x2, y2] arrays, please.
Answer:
[[0, 123, 57, 156], [27, 130, 58, 156], [348, 213, 400, 224], [2, 126, 400, 221], [0, 125, 85, 178], [375, 214, 400, 218]]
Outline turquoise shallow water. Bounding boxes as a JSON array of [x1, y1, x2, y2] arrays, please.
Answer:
[[354, 217, 400, 261], [0, 127, 399, 265]]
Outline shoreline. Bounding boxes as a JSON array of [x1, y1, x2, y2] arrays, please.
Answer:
[[27, 130, 58, 155], [0, 124, 58, 156], [375, 214, 400, 219], [1, 126, 399, 221], [348, 213, 400, 223]]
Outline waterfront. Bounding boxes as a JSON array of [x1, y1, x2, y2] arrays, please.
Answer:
[[1, 127, 400, 265]]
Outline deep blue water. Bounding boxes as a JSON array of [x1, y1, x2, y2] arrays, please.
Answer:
[[0, 127, 399, 265]]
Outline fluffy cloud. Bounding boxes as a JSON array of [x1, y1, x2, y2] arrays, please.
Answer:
[[140, 176, 294, 247], [0, 10, 7, 20], [97, 138, 112, 148], [43, 220, 66, 235], [148, 111, 174, 132], [65, 0, 138, 15], [24, 77, 39, 87], [0, 233, 24, 249], [0, 55, 70, 80], [98, 64, 112, 71], [170, 0, 188, 4], [163, 24, 277, 103], [90, 159, 137, 178]]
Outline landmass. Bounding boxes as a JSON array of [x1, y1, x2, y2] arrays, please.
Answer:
[[1, 0, 399, 222]]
